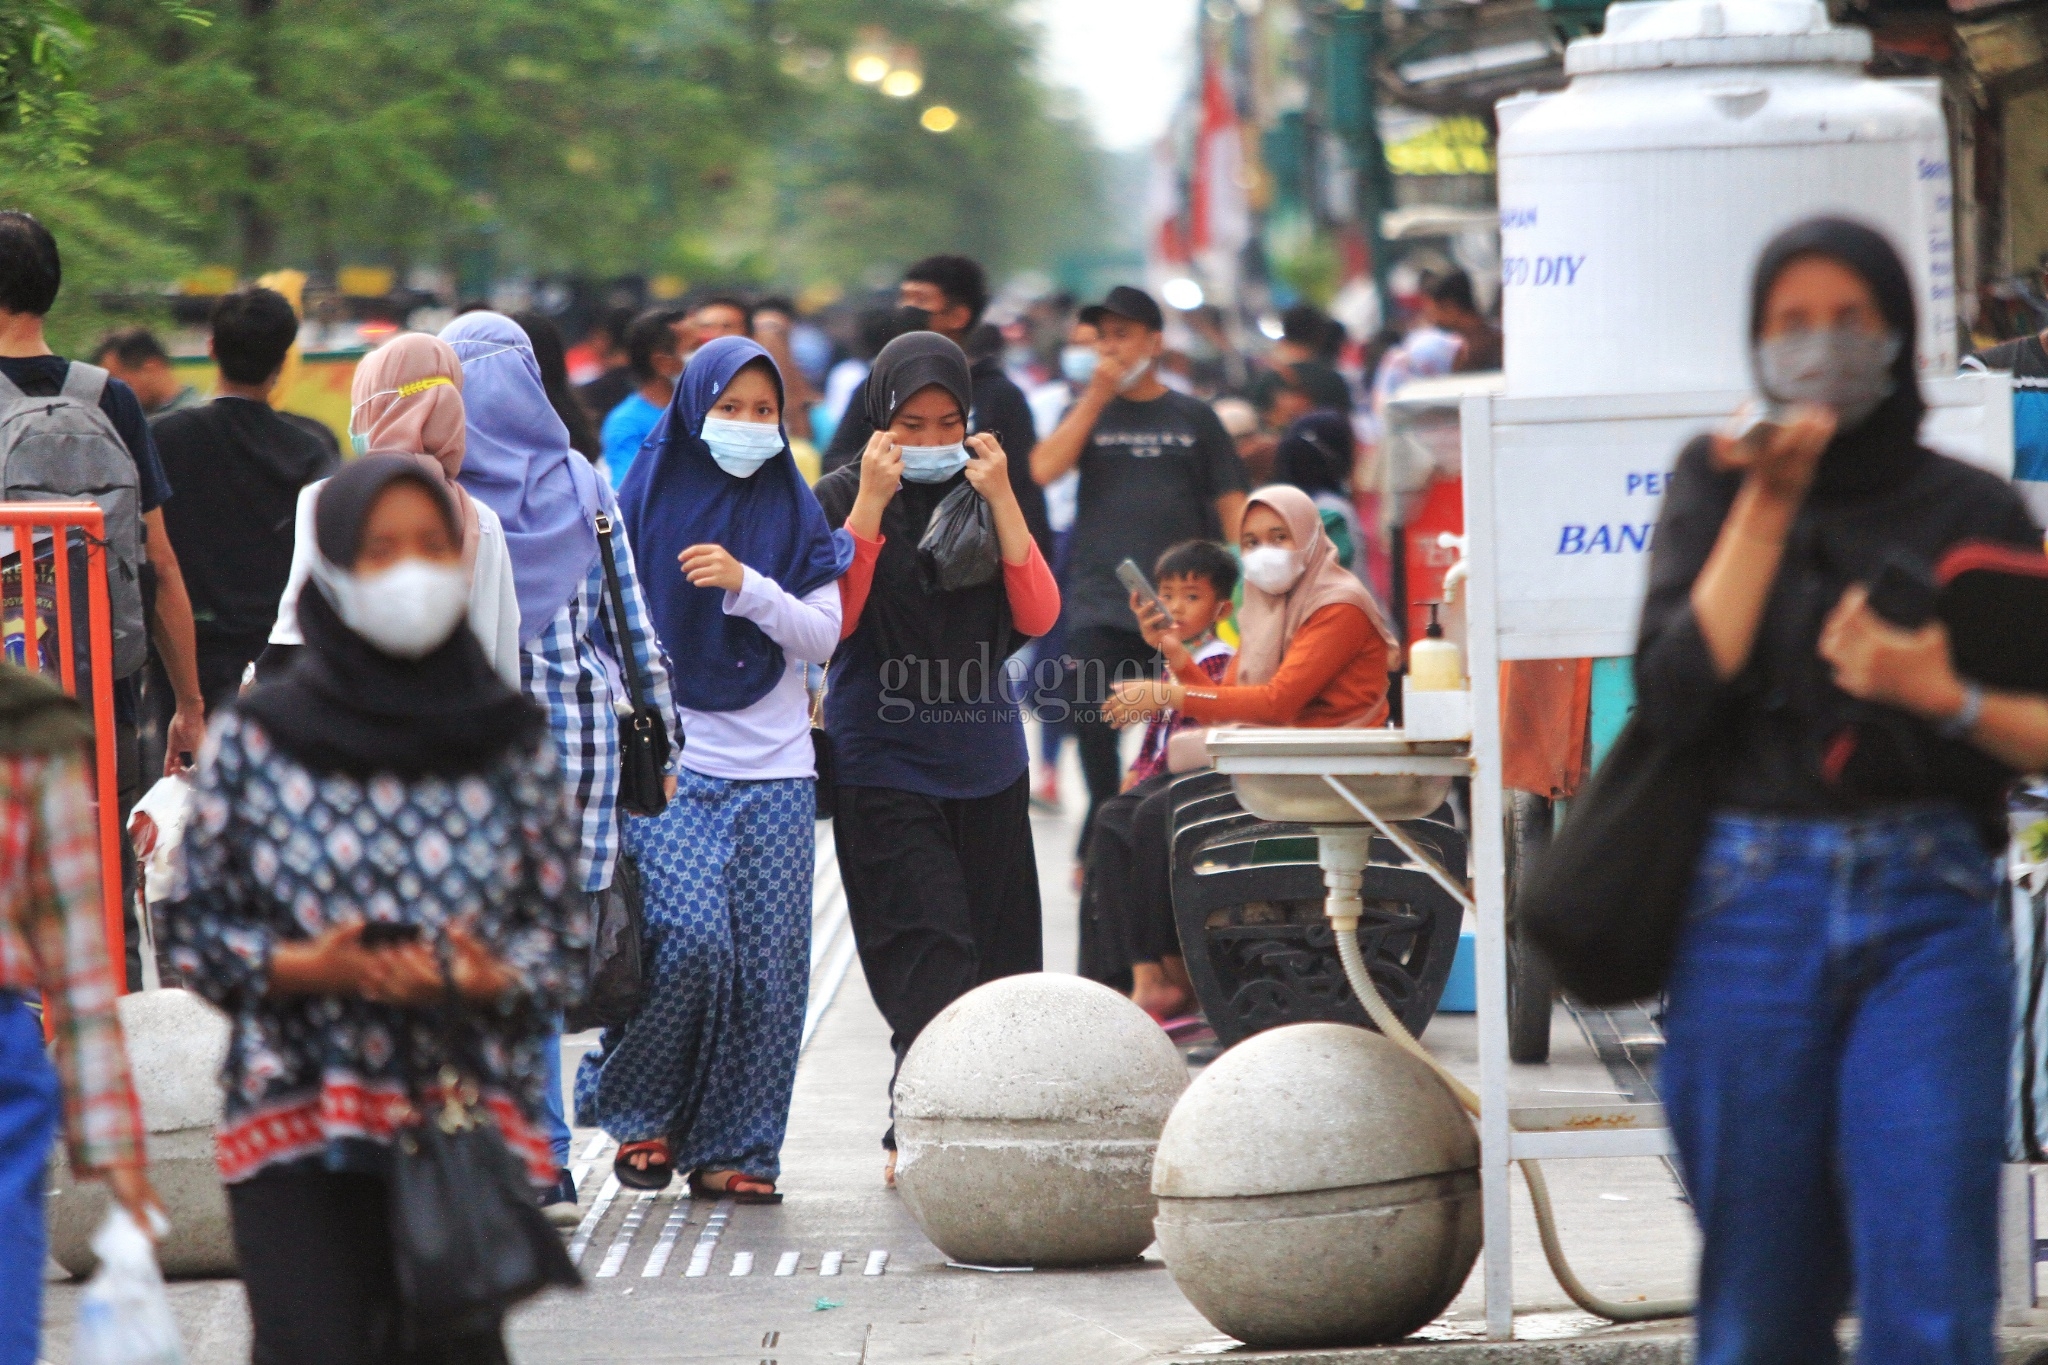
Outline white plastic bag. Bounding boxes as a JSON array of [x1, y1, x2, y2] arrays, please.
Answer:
[[73, 1207, 185, 1365]]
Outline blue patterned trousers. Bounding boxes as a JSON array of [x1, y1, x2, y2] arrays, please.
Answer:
[[574, 772, 813, 1181]]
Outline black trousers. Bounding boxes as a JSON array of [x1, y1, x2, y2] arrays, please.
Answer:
[[1066, 625, 1155, 859], [833, 775, 1043, 1145], [229, 1165, 508, 1365], [1077, 773, 1184, 990]]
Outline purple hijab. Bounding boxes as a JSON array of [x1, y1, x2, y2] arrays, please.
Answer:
[[441, 311, 605, 644]]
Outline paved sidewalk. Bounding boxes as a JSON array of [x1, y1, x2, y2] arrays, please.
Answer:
[[39, 755, 1717, 1363]]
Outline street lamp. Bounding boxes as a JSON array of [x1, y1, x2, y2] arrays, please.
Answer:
[[920, 105, 959, 133], [880, 50, 924, 98], [848, 28, 891, 84]]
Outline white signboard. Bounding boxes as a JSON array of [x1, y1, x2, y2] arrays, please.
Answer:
[[1461, 372, 2014, 663]]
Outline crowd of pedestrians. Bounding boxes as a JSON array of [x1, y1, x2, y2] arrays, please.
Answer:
[[9, 196, 2046, 1365]]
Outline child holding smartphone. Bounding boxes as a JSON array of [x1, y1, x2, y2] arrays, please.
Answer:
[[1078, 541, 1236, 1018]]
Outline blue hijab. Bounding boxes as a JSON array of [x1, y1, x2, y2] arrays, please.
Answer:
[[619, 335, 852, 713], [440, 311, 604, 644]]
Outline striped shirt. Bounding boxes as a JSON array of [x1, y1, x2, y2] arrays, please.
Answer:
[[0, 752, 144, 1172], [520, 518, 677, 892]]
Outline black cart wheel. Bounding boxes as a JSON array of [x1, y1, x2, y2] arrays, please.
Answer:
[[1505, 790, 1557, 1063]]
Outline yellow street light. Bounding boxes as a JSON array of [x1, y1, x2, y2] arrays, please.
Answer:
[[920, 104, 959, 133], [848, 27, 891, 84]]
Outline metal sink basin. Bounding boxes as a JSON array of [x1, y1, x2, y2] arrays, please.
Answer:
[[1204, 728, 1469, 825]]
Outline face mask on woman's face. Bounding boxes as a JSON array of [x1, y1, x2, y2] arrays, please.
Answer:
[[1060, 346, 1098, 386], [315, 556, 469, 659], [699, 415, 784, 479], [899, 442, 968, 483], [1241, 544, 1304, 595], [1754, 326, 1900, 430]]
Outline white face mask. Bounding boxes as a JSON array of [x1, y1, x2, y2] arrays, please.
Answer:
[[313, 556, 469, 659], [1117, 357, 1153, 393], [1242, 544, 1304, 595], [1060, 346, 1098, 385], [700, 415, 784, 479]]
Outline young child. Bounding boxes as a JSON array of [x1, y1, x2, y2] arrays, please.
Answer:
[[1078, 540, 1237, 1017], [1123, 541, 1237, 790]]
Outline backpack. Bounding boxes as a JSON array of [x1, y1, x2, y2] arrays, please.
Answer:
[[0, 363, 147, 679]]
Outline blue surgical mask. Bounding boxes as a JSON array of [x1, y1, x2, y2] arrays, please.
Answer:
[[700, 415, 784, 479], [1060, 346, 1098, 386], [899, 442, 968, 483], [350, 431, 369, 456]]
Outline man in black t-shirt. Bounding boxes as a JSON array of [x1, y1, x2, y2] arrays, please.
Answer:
[[151, 287, 339, 728], [1032, 285, 1250, 855]]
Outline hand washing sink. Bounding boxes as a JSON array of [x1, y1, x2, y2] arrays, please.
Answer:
[[1204, 729, 1470, 825]]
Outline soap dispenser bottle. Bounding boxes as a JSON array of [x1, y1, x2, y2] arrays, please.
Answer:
[[1406, 602, 1463, 691]]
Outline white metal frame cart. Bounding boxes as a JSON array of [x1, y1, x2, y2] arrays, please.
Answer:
[[1453, 374, 2016, 1339]]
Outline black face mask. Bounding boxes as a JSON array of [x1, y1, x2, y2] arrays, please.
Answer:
[[891, 305, 931, 338]]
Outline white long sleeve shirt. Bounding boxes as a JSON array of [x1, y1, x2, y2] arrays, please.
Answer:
[[677, 567, 841, 781]]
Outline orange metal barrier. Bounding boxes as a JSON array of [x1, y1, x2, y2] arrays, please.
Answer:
[[0, 502, 125, 989]]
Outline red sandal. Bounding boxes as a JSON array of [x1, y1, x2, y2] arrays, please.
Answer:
[[688, 1169, 783, 1204], [614, 1138, 674, 1191]]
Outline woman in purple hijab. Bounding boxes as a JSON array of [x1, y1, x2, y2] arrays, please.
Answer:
[[442, 311, 680, 1215]]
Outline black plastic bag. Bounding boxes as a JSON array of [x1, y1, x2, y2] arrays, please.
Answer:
[[917, 483, 999, 592], [564, 855, 643, 1033]]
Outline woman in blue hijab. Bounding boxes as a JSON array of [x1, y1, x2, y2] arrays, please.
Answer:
[[441, 310, 680, 1214], [579, 335, 850, 1201]]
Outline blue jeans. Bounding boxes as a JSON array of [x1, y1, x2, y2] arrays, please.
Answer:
[[0, 994, 58, 1365], [1663, 805, 2009, 1365]]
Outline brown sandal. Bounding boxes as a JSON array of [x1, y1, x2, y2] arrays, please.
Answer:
[[688, 1169, 782, 1204]]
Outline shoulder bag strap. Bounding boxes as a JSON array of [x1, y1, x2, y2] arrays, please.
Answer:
[[594, 512, 652, 717], [60, 361, 108, 405]]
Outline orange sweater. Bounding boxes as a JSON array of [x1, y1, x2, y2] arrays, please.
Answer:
[[1172, 603, 1390, 728]]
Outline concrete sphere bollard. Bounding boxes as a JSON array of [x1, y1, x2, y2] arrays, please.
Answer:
[[893, 973, 1188, 1267], [1152, 1022, 1480, 1348], [47, 988, 235, 1278]]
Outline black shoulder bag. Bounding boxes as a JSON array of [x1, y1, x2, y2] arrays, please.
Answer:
[[389, 975, 582, 1343], [1517, 712, 1721, 1008], [596, 511, 670, 818]]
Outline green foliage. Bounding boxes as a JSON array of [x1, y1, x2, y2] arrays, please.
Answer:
[[0, 0, 200, 352], [69, 0, 1104, 295]]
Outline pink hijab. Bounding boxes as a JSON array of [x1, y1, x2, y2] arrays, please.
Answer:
[[1235, 484, 1399, 698], [349, 334, 480, 566]]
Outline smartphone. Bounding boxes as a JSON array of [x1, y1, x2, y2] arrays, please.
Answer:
[[1116, 558, 1173, 628], [359, 921, 423, 949], [1866, 551, 1936, 629]]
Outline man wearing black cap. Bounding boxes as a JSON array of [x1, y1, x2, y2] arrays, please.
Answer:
[[1032, 285, 1249, 858]]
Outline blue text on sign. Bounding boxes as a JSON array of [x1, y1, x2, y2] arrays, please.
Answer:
[[1558, 524, 1655, 555], [1502, 255, 1585, 287], [1624, 472, 1668, 495]]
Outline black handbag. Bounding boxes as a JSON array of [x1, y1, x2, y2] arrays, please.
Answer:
[[564, 854, 644, 1033], [1517, 712, 1720, 1008], [389, 985, 582, 1341], [595, 511, 671, 818]]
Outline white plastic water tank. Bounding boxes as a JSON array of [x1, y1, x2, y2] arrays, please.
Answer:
[[1496, 0, 1954, 398]]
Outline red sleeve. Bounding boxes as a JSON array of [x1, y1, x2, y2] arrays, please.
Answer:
[[837, 529, 884, 641], [1175, 606, 1377, 726], [1002, 539, 1061, 638]]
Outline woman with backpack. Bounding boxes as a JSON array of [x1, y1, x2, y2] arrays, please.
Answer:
[[161, 456, 587, 1365], [441, 311, 676, 1214]]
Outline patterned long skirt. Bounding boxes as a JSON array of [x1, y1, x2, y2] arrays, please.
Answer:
[[574, 770, 813, 1181]]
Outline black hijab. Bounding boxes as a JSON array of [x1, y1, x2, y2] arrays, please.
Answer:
[[1274, 412, 1354, 499], [1747, 216, 1929, 498], [814, 329, 1026, 691], [238, 456, 543, 780]]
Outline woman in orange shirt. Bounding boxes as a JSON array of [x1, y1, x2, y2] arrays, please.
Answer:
[[1104, 484, 1397, 1018]]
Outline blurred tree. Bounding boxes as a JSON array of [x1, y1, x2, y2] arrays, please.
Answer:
[[0, 0, 201, 351], [73, 0, 1103, 295]]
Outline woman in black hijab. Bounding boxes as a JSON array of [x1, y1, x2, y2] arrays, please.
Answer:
[[1638, 218, 2048, 1363], [162, 457, 585, 1365], [811, 332, 1062, 1183]]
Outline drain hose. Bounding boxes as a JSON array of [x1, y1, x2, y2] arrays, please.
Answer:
[[1332, 927, 1692, 1323]]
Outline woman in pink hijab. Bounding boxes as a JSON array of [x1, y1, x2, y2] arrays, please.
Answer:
[[261, 334, 523, 682]]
